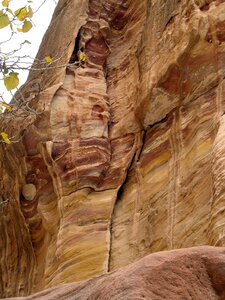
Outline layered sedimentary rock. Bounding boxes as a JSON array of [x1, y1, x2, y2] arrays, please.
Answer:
[[7, 247, 225, 300], [1, 0, 225, 298], [110, 0, 225, 269]]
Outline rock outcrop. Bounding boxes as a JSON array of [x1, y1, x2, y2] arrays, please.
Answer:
[[6, 247, 225, 300], [1, 0, 225, 297]]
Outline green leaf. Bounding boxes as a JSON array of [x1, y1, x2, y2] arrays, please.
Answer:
[[0, 132, 11, 144], [4, 72, 19, 91], [2, 0, 9, 7], [14, 7, 27, 21], [22, 19, 32, 32], [0, 13, 10, 29], [6, 8, 13, 15], [0, 101, 12, 111], [27, 6, 33, 18]]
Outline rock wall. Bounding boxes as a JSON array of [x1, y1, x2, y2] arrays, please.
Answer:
[[1, 0, 225, 297]]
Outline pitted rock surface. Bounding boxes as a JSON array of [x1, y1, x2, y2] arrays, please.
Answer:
[[6, 247, 225, 300]]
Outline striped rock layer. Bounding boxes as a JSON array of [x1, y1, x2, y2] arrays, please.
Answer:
[[1, 0, 225, 297]]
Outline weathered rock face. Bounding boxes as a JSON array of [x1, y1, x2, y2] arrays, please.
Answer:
[[6, 247, 225, 300], [1, 0, 225, 297]]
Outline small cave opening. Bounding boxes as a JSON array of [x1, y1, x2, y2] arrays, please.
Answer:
[[200, 3, 209, 11], [69, 29, 82, 64]]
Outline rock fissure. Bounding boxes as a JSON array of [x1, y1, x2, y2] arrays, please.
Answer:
[[3, 0, 225, 298], [107, 131, 145, 271]]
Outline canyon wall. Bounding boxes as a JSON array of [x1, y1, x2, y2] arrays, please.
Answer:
[[1, 0, 225, 297]]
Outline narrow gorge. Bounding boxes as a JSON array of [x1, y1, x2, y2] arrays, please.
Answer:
[[1, 0, 225, 298]]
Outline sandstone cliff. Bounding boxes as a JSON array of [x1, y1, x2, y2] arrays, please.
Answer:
[[1, 0, 225, 298]]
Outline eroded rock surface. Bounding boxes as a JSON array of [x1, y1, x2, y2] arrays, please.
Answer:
[[6, 247, 225, 300], [1, 0, 225, 297]]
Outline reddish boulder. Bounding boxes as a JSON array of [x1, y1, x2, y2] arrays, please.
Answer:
[[7, 246, 225, 300]]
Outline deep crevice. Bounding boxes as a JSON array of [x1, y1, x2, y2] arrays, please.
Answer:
[[147, 113, 169, 130], [107, 131, 146, 272], [107, 173, 129, 272], [69, 29, 82, 64]]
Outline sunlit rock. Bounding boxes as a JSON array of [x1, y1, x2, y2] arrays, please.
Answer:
[[22, 184, 37, 201]]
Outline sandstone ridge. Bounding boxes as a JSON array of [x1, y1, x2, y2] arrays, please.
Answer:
[[7, 247, 225, 300]]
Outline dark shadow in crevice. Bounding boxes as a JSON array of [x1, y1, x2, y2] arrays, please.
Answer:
[[69, 29, 82, 63], [148, 113, 169, 129]]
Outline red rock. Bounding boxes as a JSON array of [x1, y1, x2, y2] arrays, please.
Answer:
[[6, 247, 225, 300]]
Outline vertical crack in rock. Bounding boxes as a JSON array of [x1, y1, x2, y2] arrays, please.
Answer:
[[108, 131, 145, 271], [69, 30, 82, 64], [3, 0, 225, 297], [100, 0, 147, 271], [0, 0, 147, 294], [109, 0, 225, 271], [43, 0, 146, 288]]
